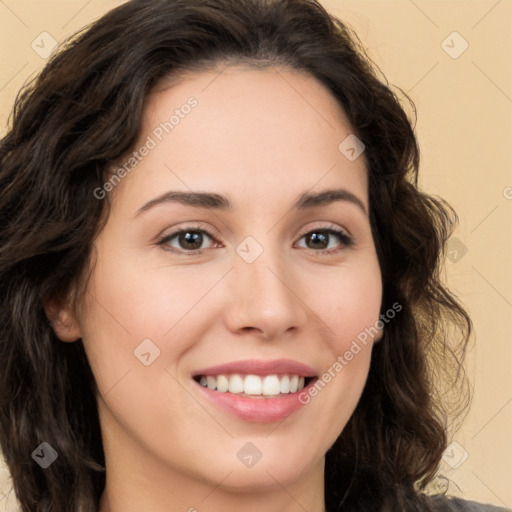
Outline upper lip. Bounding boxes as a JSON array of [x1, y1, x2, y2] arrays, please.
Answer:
[[193, 359, 317, 378]]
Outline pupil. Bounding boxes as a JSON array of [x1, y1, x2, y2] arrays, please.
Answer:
[[309, 232, 327, 249], [181, 231, 202, 249]]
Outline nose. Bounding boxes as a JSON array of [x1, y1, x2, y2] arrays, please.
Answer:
[[222, 244, 309, 341]]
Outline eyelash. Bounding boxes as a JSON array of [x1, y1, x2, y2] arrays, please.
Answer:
[[156, 224, 354, 256]]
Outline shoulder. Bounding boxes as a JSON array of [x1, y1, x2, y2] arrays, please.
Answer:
[[428, 495, 511, 512]]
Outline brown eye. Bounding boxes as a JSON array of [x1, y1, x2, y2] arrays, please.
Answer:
[[157, 228, 217, 254], [296, 228, 354, 254]]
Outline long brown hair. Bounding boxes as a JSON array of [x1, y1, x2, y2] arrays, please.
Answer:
[[0, 1, 471, 510]]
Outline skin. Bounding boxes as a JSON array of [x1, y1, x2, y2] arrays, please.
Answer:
[[47, 64, 383, 512]]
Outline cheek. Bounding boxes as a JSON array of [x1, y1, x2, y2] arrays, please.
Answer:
[[309, 260, 382, 348], [80, 248, 220, 343], [298, 259, 381, 417], [77, 257, 220, 461], [76, 254, 210, 399]]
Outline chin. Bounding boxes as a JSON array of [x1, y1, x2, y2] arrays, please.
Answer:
[[194, 444, 320, 492]]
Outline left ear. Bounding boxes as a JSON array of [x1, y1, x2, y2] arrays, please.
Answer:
[[44, 293, 82, 342]]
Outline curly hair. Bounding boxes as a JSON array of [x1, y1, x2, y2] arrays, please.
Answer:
[[0, 0, 471, 511]]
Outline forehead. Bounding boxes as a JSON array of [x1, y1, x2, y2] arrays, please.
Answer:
[[112, 64, 368, 212]]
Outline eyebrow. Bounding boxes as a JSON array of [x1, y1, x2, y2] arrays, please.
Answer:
[[134, 188, 367, 217]]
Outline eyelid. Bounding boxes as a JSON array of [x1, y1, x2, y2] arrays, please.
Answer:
[[156, 222, 220, 242], [297, 222, 352, 239]]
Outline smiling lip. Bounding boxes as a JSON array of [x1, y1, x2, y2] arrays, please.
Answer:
[[193, 358, 317, 378], [192, 359, 318, 423]]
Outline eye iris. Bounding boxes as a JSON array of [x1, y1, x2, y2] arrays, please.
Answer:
[[307, 232, 328, 249], [180, 231, 203, 250]]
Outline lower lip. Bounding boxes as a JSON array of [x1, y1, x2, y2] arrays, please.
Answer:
[[193, 379, 316, 423]]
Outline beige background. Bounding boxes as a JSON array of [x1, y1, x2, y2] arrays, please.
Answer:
[[0, 1, 510, 510]]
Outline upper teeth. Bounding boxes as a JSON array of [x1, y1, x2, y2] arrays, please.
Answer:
[[198, 374, 306, 395]]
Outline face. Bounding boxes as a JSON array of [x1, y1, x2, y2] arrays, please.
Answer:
[[54, 64, 382, 500]]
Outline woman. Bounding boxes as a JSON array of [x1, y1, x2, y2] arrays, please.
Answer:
[[0, 0, 508, 511]]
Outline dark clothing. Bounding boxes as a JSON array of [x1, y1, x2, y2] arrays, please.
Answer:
[[432, 497, 511, 511]]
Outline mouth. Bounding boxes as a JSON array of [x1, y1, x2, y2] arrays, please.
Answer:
[[191, 359, 318, 422]]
